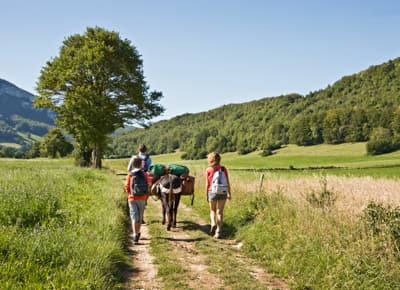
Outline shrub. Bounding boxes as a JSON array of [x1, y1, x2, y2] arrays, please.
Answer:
[[305, 175, 337, 212], [363, 201, 400, 251], [366, 127, 395, 155]]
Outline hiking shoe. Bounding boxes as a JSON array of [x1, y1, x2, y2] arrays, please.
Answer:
[[209, 225, 217, 236], [134, 233, 141, 244]]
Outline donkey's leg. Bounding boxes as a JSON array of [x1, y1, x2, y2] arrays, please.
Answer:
[[167, 204, 173, 231], [172, 194, 181, 228], [161, 194, 167, 225]]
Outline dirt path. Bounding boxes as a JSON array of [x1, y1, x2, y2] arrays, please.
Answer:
[[124, 196, 289, 289], [125, 223, 162, 289], [178, 203, 289, 290]]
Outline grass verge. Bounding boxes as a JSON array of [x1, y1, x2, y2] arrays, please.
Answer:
[[0, 159, 129, 289]]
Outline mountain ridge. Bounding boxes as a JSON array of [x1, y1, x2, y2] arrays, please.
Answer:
[[0, 79, 54, 148], [110, 56, 400, 158]]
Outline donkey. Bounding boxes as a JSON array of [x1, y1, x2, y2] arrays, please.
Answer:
[[157, 174, 182, 230]]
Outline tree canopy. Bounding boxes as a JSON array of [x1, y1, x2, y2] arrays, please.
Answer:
[[110, 58, 400, 159], [34, 27, 164, 167]]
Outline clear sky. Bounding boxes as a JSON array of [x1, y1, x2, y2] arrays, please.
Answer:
[[1, 0, 400, 122]]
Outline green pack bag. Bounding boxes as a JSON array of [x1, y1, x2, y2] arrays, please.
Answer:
[[149, 163, 167, 176], [167, 163, 189, 176]]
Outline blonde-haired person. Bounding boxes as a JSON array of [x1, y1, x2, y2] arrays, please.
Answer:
[[205, 152, 231, 239]]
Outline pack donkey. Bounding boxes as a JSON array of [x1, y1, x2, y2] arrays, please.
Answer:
[[159, 174, 181, 230], [151, 173, 195, 231]]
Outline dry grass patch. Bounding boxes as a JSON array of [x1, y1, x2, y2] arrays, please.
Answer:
[[233, 174, 400, 217]]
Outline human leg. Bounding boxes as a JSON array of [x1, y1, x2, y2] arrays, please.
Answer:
[[129, 200, 146, 243], [209, 199, 217, 235], [215, 199, 227, 238]]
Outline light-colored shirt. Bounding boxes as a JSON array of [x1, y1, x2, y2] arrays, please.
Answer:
[[127, 152, 152, 171]]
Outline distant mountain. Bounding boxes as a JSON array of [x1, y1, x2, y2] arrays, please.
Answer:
[[0, 79, 54, 148], [111, 57, 400, 159]]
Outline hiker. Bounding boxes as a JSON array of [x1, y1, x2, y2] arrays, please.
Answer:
[[127, 144, 152, 224], [205, 152, 231, 239], [127, 144, 152, 172], [125, 157, 150, 244]]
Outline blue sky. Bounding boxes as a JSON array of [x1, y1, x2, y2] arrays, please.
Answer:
[[1, 0, 400, 122]]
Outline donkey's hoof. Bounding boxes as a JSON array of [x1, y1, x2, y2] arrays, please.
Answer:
[[167, 225, 171, 231]]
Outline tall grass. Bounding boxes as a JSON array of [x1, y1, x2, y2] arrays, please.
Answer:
[[0, 159, 129, 289], [205, 171, 400, 288], [227, 190, 400, 288], [105, 147, 400, 288]]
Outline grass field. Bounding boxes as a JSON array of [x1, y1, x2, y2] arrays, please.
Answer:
[[1, 142, 399, 289], [106, 142, 400, 178], [0, 159, 129, 289], [105, 143, 400, 288]]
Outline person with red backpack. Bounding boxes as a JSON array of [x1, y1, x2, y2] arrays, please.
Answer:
[[205, 152, 231, 239], [127, 144, 152, 224], [125, 157, 150, 244]]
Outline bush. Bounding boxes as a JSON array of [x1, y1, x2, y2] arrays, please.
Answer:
[[366, 127, 396, 155], [363, 202, 400, 251], [305, 175, 337, 212], [260, 142, 282, 156]]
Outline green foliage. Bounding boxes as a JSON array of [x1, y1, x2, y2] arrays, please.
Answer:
[[34, 27, 164, 167], [107, 149, 400, 288], [229, 192, 400, 289], [366, 127, 397, 155], [31, 128, 73, 158], [0, 160, 128, 289], [111, 57, 400, 159], [363, 202, 400, 250]]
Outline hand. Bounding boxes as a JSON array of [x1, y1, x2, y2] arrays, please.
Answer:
[[227, 193, 232, 201]]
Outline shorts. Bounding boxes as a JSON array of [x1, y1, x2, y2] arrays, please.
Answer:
[[128, 200, 146, 222], [208, 191, 228, 202]]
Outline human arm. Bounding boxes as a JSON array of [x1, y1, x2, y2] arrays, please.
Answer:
[[125, 174, 131, 194], [224, 167, 232, 201], [205, 168, 210, 202], [127, 156, 134, 171], [145, 156, 152, 172]]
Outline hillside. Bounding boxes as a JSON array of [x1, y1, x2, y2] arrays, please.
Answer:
[[111, 57, 400, 159], [0, 79, 54, 148]]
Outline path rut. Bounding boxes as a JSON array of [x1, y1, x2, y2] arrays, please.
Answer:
[[125, 198, 289, 289]]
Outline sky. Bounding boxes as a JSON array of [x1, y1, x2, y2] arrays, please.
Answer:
[[1, 0, 400, 122]]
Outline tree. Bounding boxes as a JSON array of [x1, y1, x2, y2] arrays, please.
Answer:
[[34, 27, 164, 168], [289, 116, 313, 146], [366, 127, 394, 155], [26, 141, 41, 158], [323, 110, 345, 144], [41, 128, 74, 158]]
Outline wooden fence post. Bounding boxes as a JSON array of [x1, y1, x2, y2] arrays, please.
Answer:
[[259, 174, 264, 192]]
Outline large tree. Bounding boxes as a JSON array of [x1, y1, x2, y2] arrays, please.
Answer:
[[34, 27, 164, 168]]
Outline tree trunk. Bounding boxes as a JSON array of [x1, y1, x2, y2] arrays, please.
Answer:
[[92, 144, 102, 169]]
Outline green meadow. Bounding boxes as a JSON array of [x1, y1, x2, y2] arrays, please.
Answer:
[[104, 143, 400, 288], [1, 142, 400, 289], [0, 159, 129, 289]]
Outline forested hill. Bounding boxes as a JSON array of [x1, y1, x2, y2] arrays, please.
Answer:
[[0, 79, 54, 147], [111, 57, 400, 159]]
